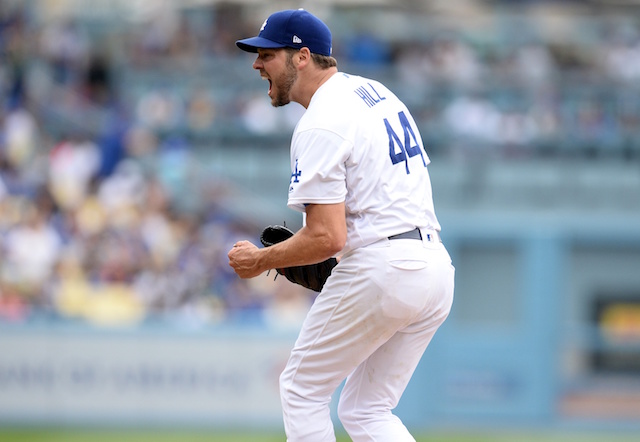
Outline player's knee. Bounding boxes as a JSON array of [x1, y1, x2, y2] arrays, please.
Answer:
[[339, 404, 411, 441], [279, 372, 335, 441], [338, 397, 403, 440], [337, 395, 359, 432], [279, 369, 303, 416]]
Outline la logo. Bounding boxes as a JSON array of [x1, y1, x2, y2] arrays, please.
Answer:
[[260, 19, 268, 31], [290, 159, 302, 184]]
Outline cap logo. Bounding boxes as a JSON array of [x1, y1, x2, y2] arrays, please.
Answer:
[[260, 19, 267, 31], [293, 35, 302, 44]]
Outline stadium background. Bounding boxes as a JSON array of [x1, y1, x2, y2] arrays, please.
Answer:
[[1, 0, 640, 440]]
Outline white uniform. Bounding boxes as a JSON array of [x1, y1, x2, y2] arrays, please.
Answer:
[[288, 73, 441, 254], [281, 73, 455, 442]]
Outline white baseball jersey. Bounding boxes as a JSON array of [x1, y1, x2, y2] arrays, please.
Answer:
[[287, 72, 441, 255]]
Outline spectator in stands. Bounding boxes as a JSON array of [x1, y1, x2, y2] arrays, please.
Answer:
[[2, 199, 62, 305]]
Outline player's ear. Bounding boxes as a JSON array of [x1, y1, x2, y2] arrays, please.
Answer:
[[296, 47, 311, 68]]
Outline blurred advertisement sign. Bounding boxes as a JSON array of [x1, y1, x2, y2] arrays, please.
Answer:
[[0, 329, 294, 426]]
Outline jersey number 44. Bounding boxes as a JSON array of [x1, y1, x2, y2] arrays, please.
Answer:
[[384, 110, 427, 174]]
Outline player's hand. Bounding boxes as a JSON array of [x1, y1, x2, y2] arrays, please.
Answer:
[[228, 240, 264, 279]]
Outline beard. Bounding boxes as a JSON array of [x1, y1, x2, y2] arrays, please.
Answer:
[[271, 56, 297, 107]]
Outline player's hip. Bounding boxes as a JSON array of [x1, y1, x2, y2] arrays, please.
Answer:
[[327, 244, 453, 326], [336, 236, 454, 291]]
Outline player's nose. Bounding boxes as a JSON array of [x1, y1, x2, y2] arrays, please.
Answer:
[[253, 56, 263, 70]]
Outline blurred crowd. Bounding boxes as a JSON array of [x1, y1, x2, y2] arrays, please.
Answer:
[[1, 2, 640, 327], [0, 3, 312, 328], [110, 5, 640, 160]]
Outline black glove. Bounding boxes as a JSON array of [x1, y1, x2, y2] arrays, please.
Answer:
[[260, 225, 337, 292]]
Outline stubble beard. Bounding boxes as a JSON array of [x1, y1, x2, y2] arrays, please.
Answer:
[[271, 56, 297, 107]]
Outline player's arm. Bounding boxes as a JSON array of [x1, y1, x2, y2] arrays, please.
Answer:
[[228, 202, 346, 279]]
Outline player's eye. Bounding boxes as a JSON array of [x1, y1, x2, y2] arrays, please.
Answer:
[[258, 49, 276, 60]]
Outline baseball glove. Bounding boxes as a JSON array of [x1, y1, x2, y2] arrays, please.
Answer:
[[260, 224, 337, 292]]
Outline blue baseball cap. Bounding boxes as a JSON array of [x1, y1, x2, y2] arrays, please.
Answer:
[[236, 9, 332, 56]]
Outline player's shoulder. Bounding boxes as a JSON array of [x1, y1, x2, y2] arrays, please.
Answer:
[[308, 73, 390, 114], [298, 72, 399, 134], [334, 72, 401, 109]]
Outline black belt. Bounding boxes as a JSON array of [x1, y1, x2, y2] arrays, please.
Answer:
[[388, 228, 442, 242], [389, 228, 422, 241]]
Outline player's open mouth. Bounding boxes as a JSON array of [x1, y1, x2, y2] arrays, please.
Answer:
[[260, 74, 272, 95]]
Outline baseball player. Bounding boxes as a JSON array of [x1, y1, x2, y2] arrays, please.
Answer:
[[228, 9, 455, 442]]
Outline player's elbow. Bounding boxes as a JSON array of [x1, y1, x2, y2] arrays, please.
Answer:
[[326, 239, 344, 257], [309, 229, 344, 259], [323, 230, 346, 257]]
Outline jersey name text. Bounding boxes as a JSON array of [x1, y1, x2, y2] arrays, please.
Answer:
[[354, 83, 386, 108]]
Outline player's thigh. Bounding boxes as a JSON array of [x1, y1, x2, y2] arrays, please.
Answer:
[[340, 314, 442, 414], [338, 242, 454, 408], [281, 245, 409, 396]]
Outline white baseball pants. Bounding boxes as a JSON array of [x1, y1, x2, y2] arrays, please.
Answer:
[[279, 232, 455, 441]]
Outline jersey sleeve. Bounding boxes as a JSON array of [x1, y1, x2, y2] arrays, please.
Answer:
[[287, 128, 351, 213]]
